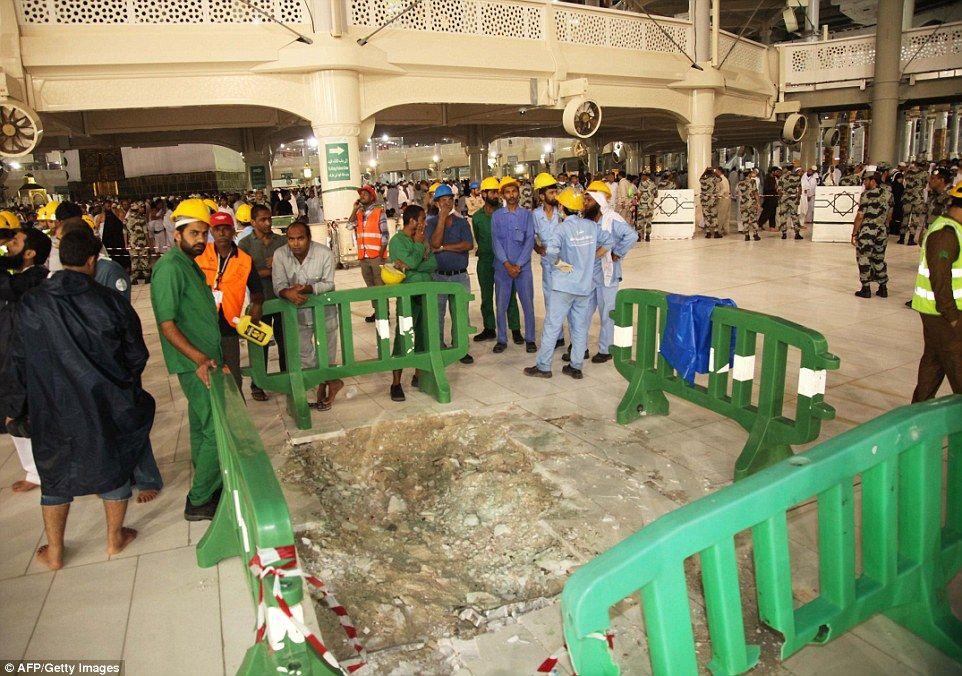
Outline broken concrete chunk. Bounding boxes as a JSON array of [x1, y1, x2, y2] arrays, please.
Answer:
[[388, 495, 408, 514]]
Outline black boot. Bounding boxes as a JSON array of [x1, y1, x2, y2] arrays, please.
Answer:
[[713, 232, 723, 239], [897, 235, 905, 244], [854, 285, 872, 298], [644, 234, 651, 242], [473, 328, 496, 342], [875, 284, 888, 298], [781, 233, 787, 240], [753, 234, 761, 241], [511, 329, 525, 345], [744, 234, 751, 241], [907, 235, 916, 246], [794, 233, 803, 240], [705, 232, 712, 238]]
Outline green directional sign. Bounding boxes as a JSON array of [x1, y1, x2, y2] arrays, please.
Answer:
[[325, 142, 351, 182], [249, 164, 267, 189]]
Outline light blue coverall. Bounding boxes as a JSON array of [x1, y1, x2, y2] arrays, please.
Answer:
[[535, 214, 613, 372], [533, 204, 568, 341], [492, 206, 536, 344], [588, 211, 638, 356]]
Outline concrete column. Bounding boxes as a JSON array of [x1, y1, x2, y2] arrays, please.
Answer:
[[309, 70, 363, 221], [950, 106, 961, 159], [241, 129, 272, 191], [800, 112, 819, 168], [586, 139, 599, 175], [924, 110, 936, 159], [868, 0, 903, 165], [626, 142, 641, 175], [693, 0, 710, 63], [686, 89, 715, 189], [902, 0, 915, 30], [805, 0, 819, 39]]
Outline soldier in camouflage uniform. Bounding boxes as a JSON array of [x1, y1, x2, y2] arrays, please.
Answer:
[[928, 167, 954, 224], [124, 201, 152, 284], [777, 166, 803, 240], [699, 167, 721, 238], [634, 171, 657, 242], [852, 170, 888, 298], [737, 169, 761, 241], [900, 160, 927, 245], [839, 165, 861, 187]]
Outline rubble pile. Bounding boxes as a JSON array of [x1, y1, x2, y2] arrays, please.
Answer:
[[282, 412, 580, 672]]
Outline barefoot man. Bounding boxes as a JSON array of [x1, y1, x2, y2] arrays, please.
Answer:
[[2, 229, 155, 569]]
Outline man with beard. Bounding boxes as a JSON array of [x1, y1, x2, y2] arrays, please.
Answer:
[[491, 176, 537, 354], [0, 228, 51, 492], [470, 177, 521, 344], [524, 187, 612, 379], [531, 173, 565, 349], [583, 181, 638, 363], [4, 228, 152, 569], [150, 199, 224, 521]]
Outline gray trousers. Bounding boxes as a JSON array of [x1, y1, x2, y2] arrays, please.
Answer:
[[432, 271, 470, 344], [220, 335, 242, 392], [297, 307, 339, 369]]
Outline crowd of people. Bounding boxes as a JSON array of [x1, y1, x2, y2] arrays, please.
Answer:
[[1, 153, 961, 569]]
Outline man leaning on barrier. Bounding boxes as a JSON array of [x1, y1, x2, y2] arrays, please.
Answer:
[[388, 203, 438, 402]]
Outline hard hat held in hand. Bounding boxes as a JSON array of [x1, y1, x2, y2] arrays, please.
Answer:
[[380, 263, 406, 285], [533, 172, 558, 191]]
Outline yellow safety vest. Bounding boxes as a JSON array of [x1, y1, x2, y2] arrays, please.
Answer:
[[911, 215, 962, 315]]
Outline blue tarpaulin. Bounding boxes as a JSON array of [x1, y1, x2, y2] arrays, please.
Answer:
[[660, 294, 737, 384]]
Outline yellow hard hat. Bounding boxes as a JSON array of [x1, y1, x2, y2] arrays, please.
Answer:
[[82, 214, 96, 230], [380, 263, 406, 285], [499, 176, 519, 191], [428, 182, 441, 194], [586, 180, 612, 198], [949, 181, 962, 199], [234, 203, 252, 223], [39, 201, 61, 221], [171, 198, 212, 227], [533, 172, 558, 191], [479, 177, 501, 191], [202, 198, 218, 213], [556, 187, 584, 213], [0, 210, 21, 229]]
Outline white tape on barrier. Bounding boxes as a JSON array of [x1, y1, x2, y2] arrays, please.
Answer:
[[732, 354, 755, 382], [798, 367, 827, 398], [233, 489, 251, 553], [375, 318, 390, 340], [612, 324, 633, 348], [398, 315, 413, 333], [709, 348, 730, 374]]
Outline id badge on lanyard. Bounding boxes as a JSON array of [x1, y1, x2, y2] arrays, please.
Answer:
[[213, 252, 230, 307]]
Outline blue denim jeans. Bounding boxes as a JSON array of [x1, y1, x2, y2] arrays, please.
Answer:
[[41, 481, 132, 506]]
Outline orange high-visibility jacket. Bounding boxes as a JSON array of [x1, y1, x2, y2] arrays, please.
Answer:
[[196, 243, 253, 327], [355, 207, 385, 259]]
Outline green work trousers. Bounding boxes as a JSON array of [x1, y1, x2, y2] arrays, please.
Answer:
[[177, 371, 222, 506], [477, 256, 518, 332]]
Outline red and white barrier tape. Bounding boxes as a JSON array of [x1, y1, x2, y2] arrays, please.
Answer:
[[248, 545, 367, 674], [536, 632, 614, 674]]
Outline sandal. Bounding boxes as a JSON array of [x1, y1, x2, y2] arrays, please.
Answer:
[[309, 400, 332, 411]]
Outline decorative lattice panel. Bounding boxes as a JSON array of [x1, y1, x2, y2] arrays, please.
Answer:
[[426, 0, 476, 35], [19, 0, 304, 23], [479, 2, 542, 40], [718, 35, 766, 72], [645, 20, 691, 55]]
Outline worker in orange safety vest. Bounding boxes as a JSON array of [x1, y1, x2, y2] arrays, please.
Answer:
[[349, 185, 389, 322]]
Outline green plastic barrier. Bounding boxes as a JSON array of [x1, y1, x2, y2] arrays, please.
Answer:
[[562, 395, 962, 675], [271, 215, 295, 232], [196, 372, 340, 676], [611, 288, 840, 480], [248, 282, 474, 429]]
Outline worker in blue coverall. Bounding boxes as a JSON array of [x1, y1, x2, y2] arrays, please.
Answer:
[[492, 176, 537, 354], [525, 187, 612, 379], [531, 172, 566, 350], [585, 185, 638, 363]]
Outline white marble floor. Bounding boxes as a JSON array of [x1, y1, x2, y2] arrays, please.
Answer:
[[0, 231, 955, 675]]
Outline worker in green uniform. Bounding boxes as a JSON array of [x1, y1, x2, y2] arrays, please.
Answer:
[[471, 176, 521, 344], [149, 198, 224, 522], [388, 203, 438, 402]]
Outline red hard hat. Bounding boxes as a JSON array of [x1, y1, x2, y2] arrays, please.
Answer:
[[357, 185, 377, 199], [209, 211, 235, 228]]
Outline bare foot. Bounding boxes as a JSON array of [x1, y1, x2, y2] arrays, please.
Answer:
[[323, 379, 344, 406], [106, 527, 138, 555], [136, 490, 159, 504], [35, 544, 63, 570], [12, 480, 39, 492]]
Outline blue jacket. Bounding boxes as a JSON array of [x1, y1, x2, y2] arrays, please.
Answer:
[[492, 206, 534, 269], [546, 215, 613, 295]]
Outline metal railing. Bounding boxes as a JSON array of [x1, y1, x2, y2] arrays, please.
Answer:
[[562, 395, 962, 675], [610, 289, 839, 480], [248, 282, 474, 429], [196, 372, 341, 675]]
